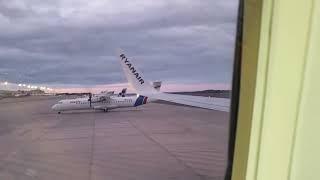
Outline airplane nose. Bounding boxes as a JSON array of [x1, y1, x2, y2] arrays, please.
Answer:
[[51, 104, 58, 110]]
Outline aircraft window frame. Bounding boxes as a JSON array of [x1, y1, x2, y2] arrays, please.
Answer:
[[224, 0, 243, 179]]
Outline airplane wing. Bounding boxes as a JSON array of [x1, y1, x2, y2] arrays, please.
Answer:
[[143, 92, 230, 112], [117, 50, 231, 112]]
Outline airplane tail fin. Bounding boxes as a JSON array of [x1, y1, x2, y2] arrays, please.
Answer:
[[118, 88, 127, 97], [117, 50, 157, 94]]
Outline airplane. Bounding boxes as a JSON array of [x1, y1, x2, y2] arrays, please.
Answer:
[[117, 51, 230, 112], [52, 86, 159, 113], [51, 51, 230, 113]]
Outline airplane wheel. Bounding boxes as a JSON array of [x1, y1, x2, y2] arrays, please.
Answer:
[[58, 112, 61, 114], [103, 108, 108, 112]]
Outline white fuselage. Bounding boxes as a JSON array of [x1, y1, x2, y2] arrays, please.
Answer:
[[52, 95, 152, 112]]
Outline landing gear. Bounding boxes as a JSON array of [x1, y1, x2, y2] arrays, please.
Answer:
[[58, 111, 61, 114], [103, 108, 108, 112]]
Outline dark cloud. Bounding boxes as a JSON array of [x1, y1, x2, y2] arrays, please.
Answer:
[[0, 0, 238, 87]]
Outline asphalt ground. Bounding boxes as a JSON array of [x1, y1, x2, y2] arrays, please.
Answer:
[[0, 96, 229, 180]]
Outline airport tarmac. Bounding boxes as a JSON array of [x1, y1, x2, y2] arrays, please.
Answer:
[[0, 96, 229, 180]]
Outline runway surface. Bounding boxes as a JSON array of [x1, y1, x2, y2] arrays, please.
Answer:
[[0, 96, 229, 180]]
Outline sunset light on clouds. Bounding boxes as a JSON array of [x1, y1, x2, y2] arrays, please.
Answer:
[[53, 83, 231, 93]]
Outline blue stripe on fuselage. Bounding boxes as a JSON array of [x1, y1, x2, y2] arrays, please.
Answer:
[[134, 95, 145, 107]]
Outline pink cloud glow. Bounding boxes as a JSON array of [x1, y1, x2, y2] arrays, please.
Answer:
[[53, 83, 231, 93]]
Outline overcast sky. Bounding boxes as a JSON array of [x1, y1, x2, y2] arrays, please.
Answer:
[[0, 0, 238, 91]]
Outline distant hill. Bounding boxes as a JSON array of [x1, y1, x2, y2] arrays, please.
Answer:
[[168, 89, 231, 98]]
